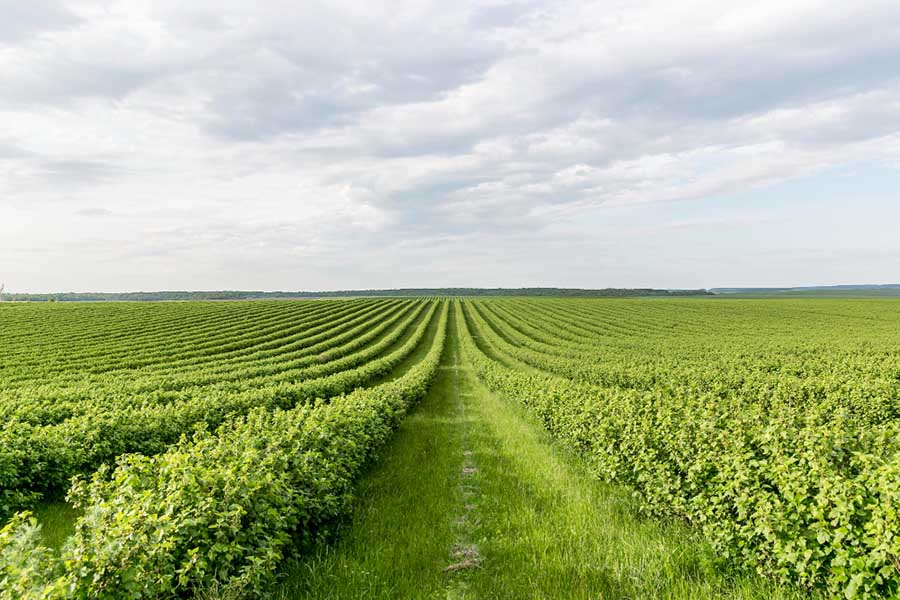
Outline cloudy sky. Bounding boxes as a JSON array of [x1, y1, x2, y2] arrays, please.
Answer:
[[2, 0, 900, 292]]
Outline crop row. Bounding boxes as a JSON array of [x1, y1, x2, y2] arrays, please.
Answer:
[[1, 299, 386, 382], [0, 301, 449, 599], [0, 300, 438, 519], [460, 299, 900, 598], [0, 300, 417, 421], [1, 300, 318, 369], [476, 300, 900, 425]]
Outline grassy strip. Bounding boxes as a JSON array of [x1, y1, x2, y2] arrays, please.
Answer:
[[31, 503, 78, 554]]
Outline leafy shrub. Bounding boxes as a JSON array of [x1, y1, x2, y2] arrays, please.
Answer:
[[0, 302, 447, 599], [459, 300, 900, 598]]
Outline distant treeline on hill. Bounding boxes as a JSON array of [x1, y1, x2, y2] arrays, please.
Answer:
[[710, 284, 900, 298], [5, 288, 712, 302]]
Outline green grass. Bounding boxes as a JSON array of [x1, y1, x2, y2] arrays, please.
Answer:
[[33, 500, 80, 552], [274, 303, 817, 599]]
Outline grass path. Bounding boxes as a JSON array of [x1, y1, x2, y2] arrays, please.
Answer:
[[274, 303, 813, 599]]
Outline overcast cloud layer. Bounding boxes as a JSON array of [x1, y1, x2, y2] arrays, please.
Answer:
[[2, 0, 900, 292]]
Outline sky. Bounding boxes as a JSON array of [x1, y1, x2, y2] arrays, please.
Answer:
[[1, 0, 900, 293]]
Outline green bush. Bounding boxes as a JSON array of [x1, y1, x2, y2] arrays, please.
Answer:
[[458, 300, 900, 598], [0, 302, 447, 599], [0, 301, 435, 520]]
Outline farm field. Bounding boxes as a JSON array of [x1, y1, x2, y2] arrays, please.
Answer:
[[2, 297, 900, 598]]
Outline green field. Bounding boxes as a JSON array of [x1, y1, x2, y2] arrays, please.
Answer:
[[2, 298, 899, 598]]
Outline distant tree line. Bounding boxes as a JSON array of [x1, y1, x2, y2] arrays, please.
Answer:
[[4, 288, 712, 302]]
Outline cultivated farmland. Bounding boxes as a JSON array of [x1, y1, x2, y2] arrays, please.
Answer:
[[2, 298, 900, 599]]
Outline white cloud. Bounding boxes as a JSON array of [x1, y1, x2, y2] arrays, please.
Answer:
[[1, 0, 900, 291]]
